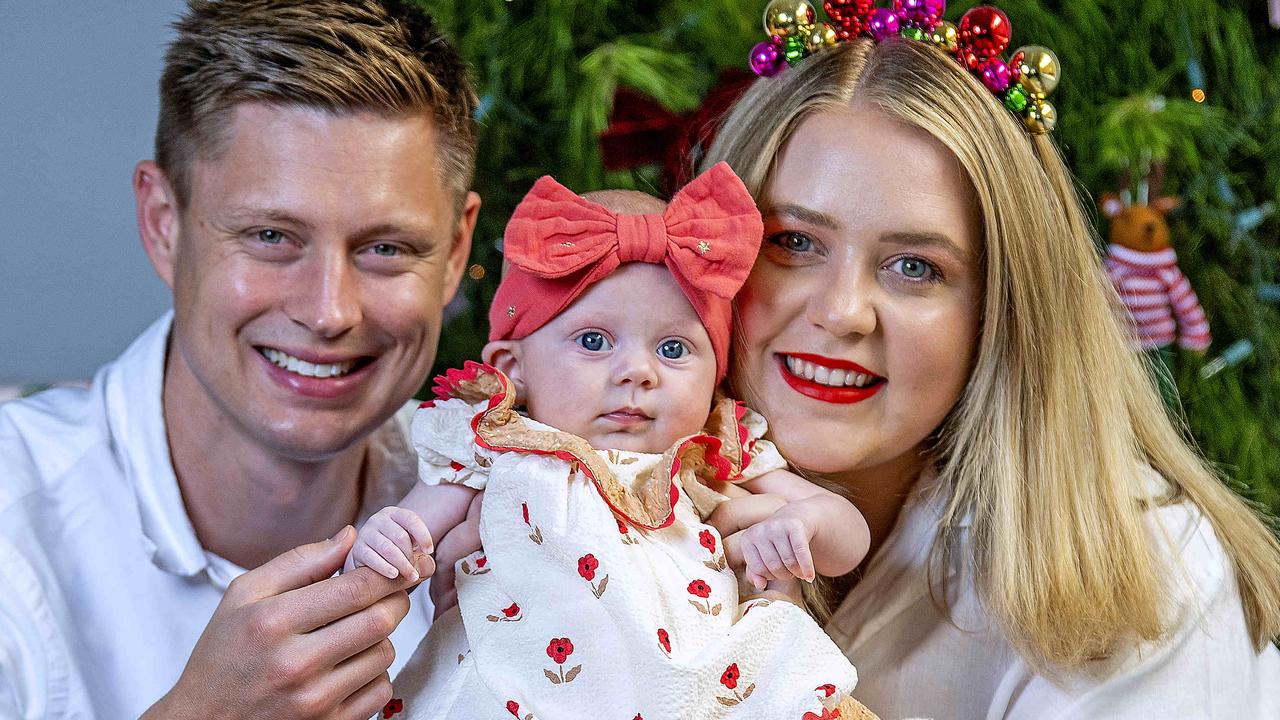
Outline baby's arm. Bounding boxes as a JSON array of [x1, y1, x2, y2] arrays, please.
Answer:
[[345, 482, 479, 581], [711, 469, 869, 589]]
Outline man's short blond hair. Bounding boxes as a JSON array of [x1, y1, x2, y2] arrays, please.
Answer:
[[157, 0, 477, 211]]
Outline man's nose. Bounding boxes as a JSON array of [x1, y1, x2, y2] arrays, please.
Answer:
[[285, 249, 362, 338]]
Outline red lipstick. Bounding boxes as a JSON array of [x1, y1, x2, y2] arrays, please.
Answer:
[[777, 353, 885, 404]]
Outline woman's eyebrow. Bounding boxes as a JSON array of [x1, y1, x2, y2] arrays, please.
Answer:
[[879, 230, 970, 262], [761, 203, 842, 230]]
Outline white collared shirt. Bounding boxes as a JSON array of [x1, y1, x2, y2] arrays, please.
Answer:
[[0, 313, 433, 719], [828, 476, 1280, 719]]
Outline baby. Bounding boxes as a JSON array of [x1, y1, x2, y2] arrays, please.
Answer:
[[353, 163, 875, 719]]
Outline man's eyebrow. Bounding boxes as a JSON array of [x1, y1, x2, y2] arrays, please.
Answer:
[[223, 206, 314, 231], [761, 203, 842, 231], [879, 230, 971, 262]]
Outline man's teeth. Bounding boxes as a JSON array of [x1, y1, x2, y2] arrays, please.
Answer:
[[261, 348, 357, 378], [785, 356, 878, 388]]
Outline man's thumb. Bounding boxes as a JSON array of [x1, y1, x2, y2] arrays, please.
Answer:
[[234, 526, 355, 600]]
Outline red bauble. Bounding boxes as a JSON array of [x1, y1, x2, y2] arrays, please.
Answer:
[[957, 6, 1012, 61], [825, 0, 874, 37]]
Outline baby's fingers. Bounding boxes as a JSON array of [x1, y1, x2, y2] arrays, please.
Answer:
[[742, 541, 769, 591], [367, 532, 419, 582], [352, 539, 404, 580], [772, 533, 815, 582], [389, 507, 434, 555]]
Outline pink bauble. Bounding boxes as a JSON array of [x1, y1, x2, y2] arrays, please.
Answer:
[[957, 6, 1012, 60], [749, 40, 786, 77], [893, 0, 945, 28], [979, 58, 1012, 92], [867, 7, 901, 41]]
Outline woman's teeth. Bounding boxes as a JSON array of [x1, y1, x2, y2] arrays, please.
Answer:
[[261, 348, 357, 378], [784, 356, 877, 388]]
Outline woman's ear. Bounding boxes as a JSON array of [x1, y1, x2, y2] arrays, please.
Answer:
[[482, 340, 525, 395]]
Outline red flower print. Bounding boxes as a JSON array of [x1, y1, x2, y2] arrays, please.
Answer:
[[476, 555, 487, 568], [578, 553, 599, 581], [720, 663, 740, 690], [382, 698, 404, 717], [546, 637, 574, 664], [699, 529, 717, 554], [617, 518, 629, 534], [657, 627, 671, 653], [506, 700, 520, 716], [633, 715, 643, 720], [816, 683, 836, 697], [522, 502, 530, 525], [449, 460, 465, 471], [802, 710, 841, 720], [687, 579, 711, 598], [502, 602, 520, 618]]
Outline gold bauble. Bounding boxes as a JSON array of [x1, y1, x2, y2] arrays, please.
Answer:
[[1023, 98, 1058, 134], [803, 22, 838, 51], [764, 0, 817, 38], [926, 20, 959, 53], [1012, 45, 1061, 98]]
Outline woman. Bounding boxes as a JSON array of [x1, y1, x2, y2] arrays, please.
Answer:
[[703, 34, 1280, 718]]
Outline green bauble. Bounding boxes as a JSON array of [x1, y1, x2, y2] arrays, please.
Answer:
[[901, 26, 926, 41], [1003, 84, 1029, 112], [784, 34, 808, 65]]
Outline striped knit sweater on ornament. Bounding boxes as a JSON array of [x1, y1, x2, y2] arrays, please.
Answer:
[[1104, 243, 1211, 351]]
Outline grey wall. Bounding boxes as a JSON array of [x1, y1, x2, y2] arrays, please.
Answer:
[[1, 2, 186, 384]]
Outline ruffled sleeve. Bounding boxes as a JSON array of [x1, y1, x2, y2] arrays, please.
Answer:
[[735, 404, 787, 482], [410, 397, 499, 490]]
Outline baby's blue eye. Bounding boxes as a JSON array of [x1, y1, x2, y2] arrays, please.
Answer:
[[577, 332, 609, 352], [658, 339, 687, 359], [257, 228, 284, 244], [771, 232, 814, 253]]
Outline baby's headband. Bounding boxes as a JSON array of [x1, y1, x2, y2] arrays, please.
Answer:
[[489, 162, 763, 380], [749, 0, 1062, 134]]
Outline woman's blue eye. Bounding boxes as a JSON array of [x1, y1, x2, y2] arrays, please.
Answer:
[[577, 332, 609, 352], [772, 232, 814, 253], [371, 243, 399, 257], [257, 228, 284, 244], [658, 339, 687, 359], [890, 256, 937, 281]]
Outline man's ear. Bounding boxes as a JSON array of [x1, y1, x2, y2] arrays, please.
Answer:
[[482, 339, 524, 394], [134, 160, 182, 289], [441, 191, 482, 305]]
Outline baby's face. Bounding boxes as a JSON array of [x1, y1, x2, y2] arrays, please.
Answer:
[[515, 263, 717, 453]]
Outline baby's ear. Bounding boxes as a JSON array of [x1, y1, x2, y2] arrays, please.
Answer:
[[481, 340, 525, 394]]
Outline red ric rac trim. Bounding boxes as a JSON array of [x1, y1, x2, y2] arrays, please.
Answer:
[[452, 362, 680, 530]]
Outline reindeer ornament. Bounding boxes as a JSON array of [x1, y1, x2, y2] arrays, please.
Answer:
[[1100, 165, 1211, 354]]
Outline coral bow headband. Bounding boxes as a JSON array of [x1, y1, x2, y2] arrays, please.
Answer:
[[489, 161, 764, 380]]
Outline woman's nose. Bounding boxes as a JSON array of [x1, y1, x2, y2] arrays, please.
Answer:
[[285, 250, 363, 338], [805, 263, 877, 338]]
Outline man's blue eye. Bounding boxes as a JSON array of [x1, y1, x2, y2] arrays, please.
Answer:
[[658, 340, 687, 359], [257, 229, 284, 244], [577, 332, 608, 351], [371, 243, 399, 257]]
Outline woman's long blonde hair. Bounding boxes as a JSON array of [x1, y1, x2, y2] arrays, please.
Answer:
[[705, 39, 1280, 671]]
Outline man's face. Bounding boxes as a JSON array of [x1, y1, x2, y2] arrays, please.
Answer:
[[154, 103, 475, 460]]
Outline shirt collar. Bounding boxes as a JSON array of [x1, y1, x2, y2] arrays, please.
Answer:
[[104, 312, 419, 578]]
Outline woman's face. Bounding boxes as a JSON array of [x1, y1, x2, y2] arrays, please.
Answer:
[[733, 105, 982, 483]]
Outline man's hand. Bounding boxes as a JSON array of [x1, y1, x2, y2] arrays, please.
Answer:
[[142, 526, 414, 720]]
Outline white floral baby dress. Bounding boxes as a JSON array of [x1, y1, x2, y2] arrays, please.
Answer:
[[386, 362, 874, 720]]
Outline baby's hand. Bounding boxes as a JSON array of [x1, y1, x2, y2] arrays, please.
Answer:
[[345, 506, 435, 582], [737, 510, 816, 590]]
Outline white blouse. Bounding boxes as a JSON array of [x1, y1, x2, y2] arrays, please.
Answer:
[[828, 475, 1280, 719], [0, 313, 434, 719]]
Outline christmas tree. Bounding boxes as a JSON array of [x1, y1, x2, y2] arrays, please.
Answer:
[[421, 0, 1280, 519]]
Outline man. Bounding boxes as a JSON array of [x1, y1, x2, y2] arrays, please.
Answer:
[[0, 2, 480, 717]]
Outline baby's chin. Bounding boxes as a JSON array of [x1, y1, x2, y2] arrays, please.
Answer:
[[583, 429, 686, 455]]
